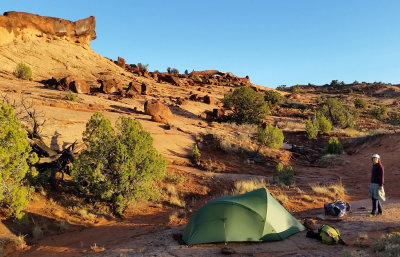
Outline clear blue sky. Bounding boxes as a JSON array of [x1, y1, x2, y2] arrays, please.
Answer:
[[2, 1, 400, 87]]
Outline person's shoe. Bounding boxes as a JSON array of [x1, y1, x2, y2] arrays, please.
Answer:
[[367, 213, 376, 217], [377, 212, 383, 216]]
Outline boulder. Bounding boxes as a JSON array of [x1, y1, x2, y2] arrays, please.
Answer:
[[142, 70, 151, 79], [70, 80, 90, 94], [144, 100, 173, 124], [60, 76, 74, 90], [189, 94, 203, 102], [141, 83, 151, 95], [100, 79, 120, 94], [203, 95, 216, 105], [206, 108, 226, 121], [117, 57, 126, 69], [176, 97, 188, 105], [126, 81, 141, 97], [158, 74, 182, 86]]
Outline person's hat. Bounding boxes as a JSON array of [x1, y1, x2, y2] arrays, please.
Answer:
[[371, 153, 380, 159]]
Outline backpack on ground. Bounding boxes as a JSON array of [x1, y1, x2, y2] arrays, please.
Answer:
[[324, 200, 351, 217], [318, 224, 340, 245]]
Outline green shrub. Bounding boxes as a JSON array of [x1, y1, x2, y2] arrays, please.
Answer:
[[0, 104, 38, 218], [191, 144, 201, 166], [184, 69, 189, 75], [290, 85, 300, 93], [167, 67, 171, 74], [264, 90, 284, 107], [370, 105, 388, 121], [14, 63, 32, 80], [323, 137, 343, 155], [66, 91, 78, 102], [373, 232, 400, 256], [257, 124, 284, 149], [317, 115, 332, 134], [223, 87, 270, 124], [305, 117, 318, 139], [354, 98, 367, 109], [137, 63, 149, 72], [318, 98, 358, 128], [389, 112, 400, 125], [274, 163, 294, 185], [71, 113, 166, 216]]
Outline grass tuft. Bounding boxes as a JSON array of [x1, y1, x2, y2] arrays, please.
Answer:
[[310, 181, 346, 199], [232, 179, 268, 195]]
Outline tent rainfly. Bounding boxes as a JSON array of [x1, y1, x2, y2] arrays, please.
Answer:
[[182, 188, 305, 245]]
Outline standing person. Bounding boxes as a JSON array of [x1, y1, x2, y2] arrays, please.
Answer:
[[368, 153, 385, 217]]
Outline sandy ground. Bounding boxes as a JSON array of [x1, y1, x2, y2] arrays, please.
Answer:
[[14, 197, 400, 257]]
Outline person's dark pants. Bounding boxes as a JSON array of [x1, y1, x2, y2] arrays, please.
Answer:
[[371, 198, 382, 215]]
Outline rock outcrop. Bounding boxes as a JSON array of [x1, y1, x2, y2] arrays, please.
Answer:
[[0, 11, 96, 47]]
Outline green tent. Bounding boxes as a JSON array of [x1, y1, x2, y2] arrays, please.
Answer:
[[182, 188, 305, 245]]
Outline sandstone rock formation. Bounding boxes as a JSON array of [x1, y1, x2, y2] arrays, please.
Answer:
[[141, 82, 151, 95], [126, 81, 141, 97], [144, 100, 173, 124], [0, 11, 96, 47], [117, 57, 126, 69], [70, 80, 90, 94], [203, 95, 215, 105], [100, 79, 120, 94], [158, 74, 182, 86]]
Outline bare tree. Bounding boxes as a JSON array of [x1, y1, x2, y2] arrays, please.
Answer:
[[0, 94, 46, 140]]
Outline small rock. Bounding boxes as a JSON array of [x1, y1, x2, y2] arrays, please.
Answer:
[[303, 218, 317, 230], [221, 247, 236, 255]]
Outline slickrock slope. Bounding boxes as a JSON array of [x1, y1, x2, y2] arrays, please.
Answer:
[[0, 11, 130, 82]]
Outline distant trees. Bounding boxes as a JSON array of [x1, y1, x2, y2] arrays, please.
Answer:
[[137, 63, 149, 72], [0, 104, 38, 218], [71, 113, 166, 215], [330, 80, 345, 87], [167, 67, 179, 75], [171, 68, 179, 75], [223, 87, 270, 124]]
